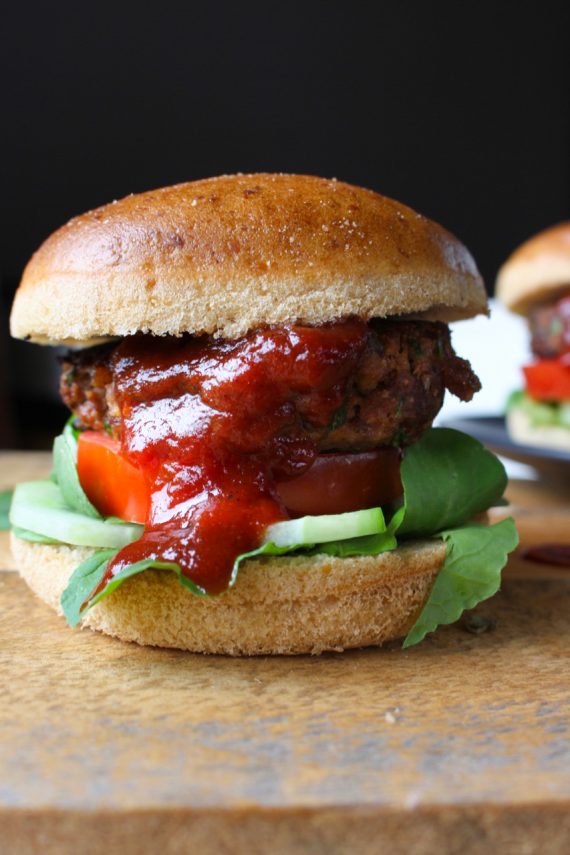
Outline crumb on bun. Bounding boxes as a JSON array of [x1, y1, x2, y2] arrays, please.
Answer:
[[10, 173, 487, 346]]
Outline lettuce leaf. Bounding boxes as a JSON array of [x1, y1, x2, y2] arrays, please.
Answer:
[[403, 518, 519, 647], [395, 430, 516, 646], [396, 428, 507, 537], [228, 531, 397, 581], [310, 528, 398, 557], [61, 550, 207, 627], [53, 424, 101, 519], [0, 490, 13, 531], [12, 525, 60, 544], [231, 541, 307, 582], [60, 549, 117, 627], [507, 389, 570, 429]]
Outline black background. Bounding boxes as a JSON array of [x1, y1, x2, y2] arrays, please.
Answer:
[[1, 2, 569, 446]]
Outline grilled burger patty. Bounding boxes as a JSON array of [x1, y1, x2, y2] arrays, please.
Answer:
[[529, 295, 570, 359], [60, 319, 480, 451]]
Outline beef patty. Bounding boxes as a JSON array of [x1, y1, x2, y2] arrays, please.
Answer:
[[529, 295, 570, 358], [60, 319, 480, 451]]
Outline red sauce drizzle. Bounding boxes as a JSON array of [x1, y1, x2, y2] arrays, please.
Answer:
[[99, 320, 370, 595], [521, 545, 570, 567]]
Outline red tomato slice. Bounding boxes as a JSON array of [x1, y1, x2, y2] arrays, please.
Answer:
[[523, 357, 570, 402], [77, 432, 402, 522], [275, 449, 402, 516], [77, 432, 150, 523]]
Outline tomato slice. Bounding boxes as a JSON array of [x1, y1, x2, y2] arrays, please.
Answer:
[[523, 357, 570, 402], [77, 432, 150, 523], [77, 432, 402, 522], [275, 449, 402, 516]]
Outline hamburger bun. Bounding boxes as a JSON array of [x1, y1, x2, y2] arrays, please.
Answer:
[[11, 533, 446, 655], [496, 221, 570, 316], [10, 173, 489, 653], [10, 173, 486, 346]]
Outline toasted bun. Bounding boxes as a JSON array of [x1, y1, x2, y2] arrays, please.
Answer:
[[507, 405, 570, 452], [11, 173, 486, 345], [11, 533, 446, 654], [496, 222, 570, 315]]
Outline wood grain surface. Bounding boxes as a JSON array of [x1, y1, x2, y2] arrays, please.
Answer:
[[1, 452, 570, 854]]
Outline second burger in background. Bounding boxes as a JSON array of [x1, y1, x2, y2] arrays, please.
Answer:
[[497, 222, 570, 450]]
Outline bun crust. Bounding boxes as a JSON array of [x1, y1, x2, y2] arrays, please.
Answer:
[[11, 173, 486, 345], [11, 533, 446, 655], [496, 221, 570, 315]]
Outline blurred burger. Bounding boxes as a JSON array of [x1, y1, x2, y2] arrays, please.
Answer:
[[9, 174, 517, 654], [496, 222, 570, 450]]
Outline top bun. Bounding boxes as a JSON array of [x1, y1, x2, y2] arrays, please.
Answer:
[[496, 221, 570, 316], [11, 173, 487, 345]]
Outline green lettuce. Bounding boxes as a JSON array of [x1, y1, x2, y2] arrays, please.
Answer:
[[0, 490, 13, 531], [507, 389, 570, 429], [403, 519, 518, 647], [61, 552, 206, 628], [396, 428, 507, 537], [60, 549, 117, 627], [507, 389, 570, 430], [310, 528, 398, 557], [53, 424, 101, 518], [393, 428, 516, 646], [11, 526, 59, 544]]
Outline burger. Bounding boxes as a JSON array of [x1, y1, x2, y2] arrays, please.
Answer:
[[9, 174, 517, 654], [496, 222, 570, 450]]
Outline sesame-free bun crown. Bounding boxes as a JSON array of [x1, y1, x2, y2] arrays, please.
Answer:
[[11, 173, 487, 345], [496, 222, 570, 316]]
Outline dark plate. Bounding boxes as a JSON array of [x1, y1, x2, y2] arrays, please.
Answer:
[[441, 415, 570, 474]]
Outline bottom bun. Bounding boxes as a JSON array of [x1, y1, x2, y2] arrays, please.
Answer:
[[507, 406, 570, 452], [11, 534, 446, 655]]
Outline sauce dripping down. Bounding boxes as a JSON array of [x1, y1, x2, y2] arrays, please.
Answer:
[[98, 321, 370, 595]]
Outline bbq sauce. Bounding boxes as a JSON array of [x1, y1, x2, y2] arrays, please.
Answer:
[[99, 321, 369, 594]]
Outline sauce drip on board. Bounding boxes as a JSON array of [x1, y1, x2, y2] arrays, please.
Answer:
[[521, 544, 570, 567], [99, 320, 371, 595]]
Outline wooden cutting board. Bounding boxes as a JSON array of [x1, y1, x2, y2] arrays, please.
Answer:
[[1, 452, 570, 855]]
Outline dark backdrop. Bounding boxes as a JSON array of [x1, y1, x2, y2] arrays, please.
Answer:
[[1, 2, 569, 446]]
